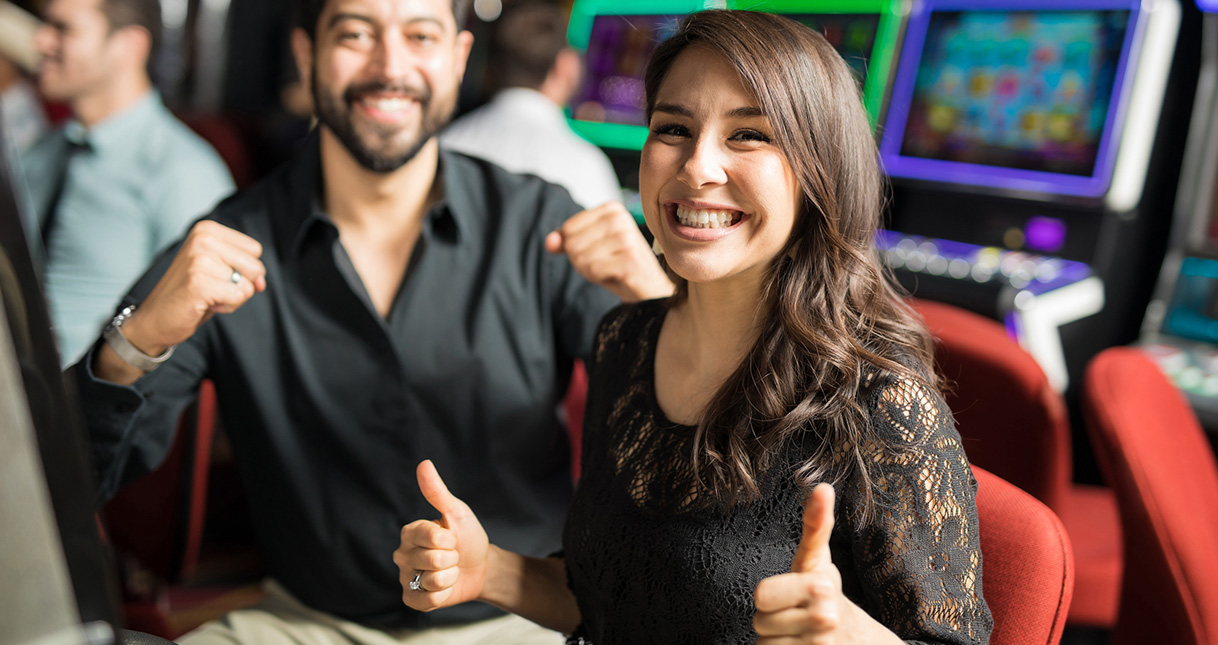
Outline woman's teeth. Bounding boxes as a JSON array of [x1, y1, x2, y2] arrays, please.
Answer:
[[675, 206, 741, 229]]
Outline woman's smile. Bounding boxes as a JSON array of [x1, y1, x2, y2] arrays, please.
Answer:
[[665, 202, 750, 241]]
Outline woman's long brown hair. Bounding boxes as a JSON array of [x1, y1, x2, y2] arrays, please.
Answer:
[[644, 10, 940, 525]]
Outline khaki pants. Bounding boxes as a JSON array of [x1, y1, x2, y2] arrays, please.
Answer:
[[179, 580, 567, 645]]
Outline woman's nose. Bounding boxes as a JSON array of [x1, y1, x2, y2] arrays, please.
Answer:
[[677, 140, 728, 189]]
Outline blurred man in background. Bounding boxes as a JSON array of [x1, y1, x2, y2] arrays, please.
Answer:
[[22, 0, 233, 365], [442, 3, 621, 210]]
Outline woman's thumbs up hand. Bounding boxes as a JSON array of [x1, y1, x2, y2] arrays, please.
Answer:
[[395, 460, 490, 611], [753, 483, 849, 644]]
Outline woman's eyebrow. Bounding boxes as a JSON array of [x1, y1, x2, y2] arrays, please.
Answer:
[[653, 102, 691, 117], [727, 106, 765, 118], [652, 104, 766, 118]]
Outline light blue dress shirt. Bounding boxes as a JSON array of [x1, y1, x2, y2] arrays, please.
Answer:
[[20, 91, 234, 366]]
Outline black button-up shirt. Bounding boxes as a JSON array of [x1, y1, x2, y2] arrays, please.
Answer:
[[73, 134, 618, 628]]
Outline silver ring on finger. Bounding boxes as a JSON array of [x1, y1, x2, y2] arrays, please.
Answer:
[[230, 269, 242, 284], [409, 571, 423, 591]]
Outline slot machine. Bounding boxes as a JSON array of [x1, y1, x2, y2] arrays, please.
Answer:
[[878, 0, 1183, 392], [0, 126, 124, 641], [566, 0, 911, 221], [1140, 0, 1218, 430]]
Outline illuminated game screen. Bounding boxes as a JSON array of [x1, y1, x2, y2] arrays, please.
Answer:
[[569, 14, 685, 148], [882, 4, 1140, 197], [567, 1, 901, 149], [1163, 258, 1218, 344], [786, 13, 881, 87]]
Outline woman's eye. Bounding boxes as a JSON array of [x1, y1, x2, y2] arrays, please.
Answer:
[[651, 123, 690, 138], [733, 129, 771, 143]]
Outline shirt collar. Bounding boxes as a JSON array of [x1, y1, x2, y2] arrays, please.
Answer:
[[282, 131, 475, 256], [67, 90, 161, 153]]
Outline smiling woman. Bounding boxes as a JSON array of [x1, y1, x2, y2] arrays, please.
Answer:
[[395, 9, 993, 645]]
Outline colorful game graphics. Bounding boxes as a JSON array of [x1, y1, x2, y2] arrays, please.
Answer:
[[566, 0, 708, 150], [881, 0, 1147, 198], [565, 0, 907, 150], [727, 0, 908, 129]]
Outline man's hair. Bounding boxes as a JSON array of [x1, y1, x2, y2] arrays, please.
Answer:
[[100, 0, 161, 64], [294, 0, 472, 40], [487, 3, 569, 91]]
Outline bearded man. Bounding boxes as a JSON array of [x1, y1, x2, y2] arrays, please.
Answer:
[[71, 0, 671, 642]]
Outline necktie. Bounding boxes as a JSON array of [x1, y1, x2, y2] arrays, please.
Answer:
[[40, 136, 90, 250]]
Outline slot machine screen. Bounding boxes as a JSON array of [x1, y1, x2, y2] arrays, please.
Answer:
[[881, 1, 1144, 197], [567, 0, 904, 150], [1160, 158, 1218, 344], [785, 13, 882, 85], [567, 6, 696, 151], [728, 0, 906, 128]]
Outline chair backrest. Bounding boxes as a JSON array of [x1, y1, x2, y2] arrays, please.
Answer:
[[563, 359, 588, 481], [101, 380, 219, 582], [177, 112, 255, 189], [973, 465, 1074, 645], [1082, 347, 1218, 645], [912, 298, 1073, 513]]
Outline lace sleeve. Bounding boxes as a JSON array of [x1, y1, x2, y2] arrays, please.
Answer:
[[843, 375, 993, 645]]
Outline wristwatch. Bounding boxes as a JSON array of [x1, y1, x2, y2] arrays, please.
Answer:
[[102, 305, 174, 372]]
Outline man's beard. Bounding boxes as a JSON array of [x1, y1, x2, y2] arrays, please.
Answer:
[[313, 72, 455, 173]]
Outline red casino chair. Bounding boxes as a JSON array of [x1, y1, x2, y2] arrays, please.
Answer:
[[910, 298, 1121, 627], [973, 465, 1074, 645], [178, 112, 255, 189], [101, 380, 263, 639], [1082, 347, 1218, 645], [564, 359, 588, 481]]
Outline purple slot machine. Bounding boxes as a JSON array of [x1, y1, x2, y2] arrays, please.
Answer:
[[1140, 2, 1218, 433], [878, 0, 1186, 398]]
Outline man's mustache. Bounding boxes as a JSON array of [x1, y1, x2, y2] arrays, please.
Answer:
[[344, 82, 431, 105]]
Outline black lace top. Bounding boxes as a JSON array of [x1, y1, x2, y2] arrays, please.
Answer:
[[562, 300, 992, 644]]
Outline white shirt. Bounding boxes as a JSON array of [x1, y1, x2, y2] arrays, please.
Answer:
[[441, 88, 622, 210]]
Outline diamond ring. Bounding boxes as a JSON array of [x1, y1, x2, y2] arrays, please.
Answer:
[[409, 571, 423, 591]]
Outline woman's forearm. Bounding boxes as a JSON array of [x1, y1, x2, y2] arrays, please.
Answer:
[[479, 545, 581, 634]]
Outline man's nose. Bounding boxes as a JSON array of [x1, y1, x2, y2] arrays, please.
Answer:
[[371, 33, 413, 81]]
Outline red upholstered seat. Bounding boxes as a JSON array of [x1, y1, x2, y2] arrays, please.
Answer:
[[564, 359, 588, 481], [177, 112, 256, 189], [1082, 347, 1218, 645], [911, 298, 1121, 627], [101, 380, 264, 639], [974, 465, 1074, 645]]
